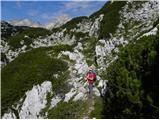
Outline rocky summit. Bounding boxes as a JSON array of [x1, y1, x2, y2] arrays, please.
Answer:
[[1, 1, 159, 119]]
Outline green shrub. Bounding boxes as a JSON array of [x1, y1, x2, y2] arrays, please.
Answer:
[[7, 27, 52, 50], [48, 100, 87, 119], [51, 27, 62, 33], [103, 35, 159, 118], [1, 47, 68, 116], [51, 44, 74, 56], [51, 70, 70, 95], [73, 32, 88, 39], [53, 44, 74, 52]]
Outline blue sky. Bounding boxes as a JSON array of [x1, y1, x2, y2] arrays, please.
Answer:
[[1, 1, 106, 25]]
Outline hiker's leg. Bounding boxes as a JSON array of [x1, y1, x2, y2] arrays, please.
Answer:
[[90, 83, 93, 97], [88, 83, 90, 94], [88, 83, 91, 95], [89, 83, 93, 98]]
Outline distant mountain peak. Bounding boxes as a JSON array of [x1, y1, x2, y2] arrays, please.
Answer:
[[45, 14, 71, 30], [9, 19, 42, 28]]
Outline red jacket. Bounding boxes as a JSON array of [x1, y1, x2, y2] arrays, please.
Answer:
[[87, 71, 95, 84]]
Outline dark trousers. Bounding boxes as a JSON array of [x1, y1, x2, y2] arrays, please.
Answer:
[[88, 83, 93, 97]]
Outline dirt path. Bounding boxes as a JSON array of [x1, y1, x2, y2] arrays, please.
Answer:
[[82, 96, 95, 119]]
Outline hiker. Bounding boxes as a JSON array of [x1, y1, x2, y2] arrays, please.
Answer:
[[84, 66, 96, 97]]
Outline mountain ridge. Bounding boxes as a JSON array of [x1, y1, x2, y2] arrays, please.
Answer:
[[1, 1, 159, 119]]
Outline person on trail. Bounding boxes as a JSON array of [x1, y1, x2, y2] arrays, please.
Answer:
[[84, 66, 96, 98]]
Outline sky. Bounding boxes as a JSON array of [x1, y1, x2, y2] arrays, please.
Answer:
[[1, 1, 107, 25]]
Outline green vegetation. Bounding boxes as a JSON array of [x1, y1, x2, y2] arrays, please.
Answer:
[[48, 100, 87, 119], [1, 21, 29, 39], [81, 37, 98, 66], [1, 21, 15, 39], [51, 17, 89, 39], [73, 32, 88, 40], [40, 71, 73, 117], [90, 1, 126, 39], [40, 92, 53, 117], [2, 1, 158, 119], [7, 27, 52, 50], [50, 44, 74, 56], [51, 19, 89, 41], [102, 35, 159, 118], [51, 27, 61, 33], [1, 47, 69, 116], [51, 70, 70, 94], [90, 97, 104, 118], [61, 16, 88, 31]]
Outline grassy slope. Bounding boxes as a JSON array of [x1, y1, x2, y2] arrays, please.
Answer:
[[7, 27, 52, 50], [1, 45, 74, 116], [47, 100, 87, 119], [90, 1, 126, 39]]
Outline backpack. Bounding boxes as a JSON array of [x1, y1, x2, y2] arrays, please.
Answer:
[[92, 70, 97, 81]]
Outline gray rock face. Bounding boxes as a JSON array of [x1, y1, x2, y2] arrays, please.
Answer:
[[2, 81, 52, 119], [95, 1, 158, 69], [2, 110, 16, 119]]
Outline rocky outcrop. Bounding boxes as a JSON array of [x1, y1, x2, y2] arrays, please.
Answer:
[[95, 0, 158, 70]]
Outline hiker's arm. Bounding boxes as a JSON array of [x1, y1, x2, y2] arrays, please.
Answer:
[[82, 74, 87, 81]]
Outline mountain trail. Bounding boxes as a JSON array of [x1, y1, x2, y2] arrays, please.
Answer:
[[82, 95, 95, 119]]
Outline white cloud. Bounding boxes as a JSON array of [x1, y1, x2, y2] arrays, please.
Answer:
[[41, 13, 51, 20], [62, 1, 105, 16], [28, 9, 39, 16], [40, 10, 70, 20], [64, 1, 91, 10], [16, 1, 22, 8]]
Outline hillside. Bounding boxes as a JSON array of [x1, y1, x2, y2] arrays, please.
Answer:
[[1, 1, 159, 119], [1, 21, 29, 39]]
